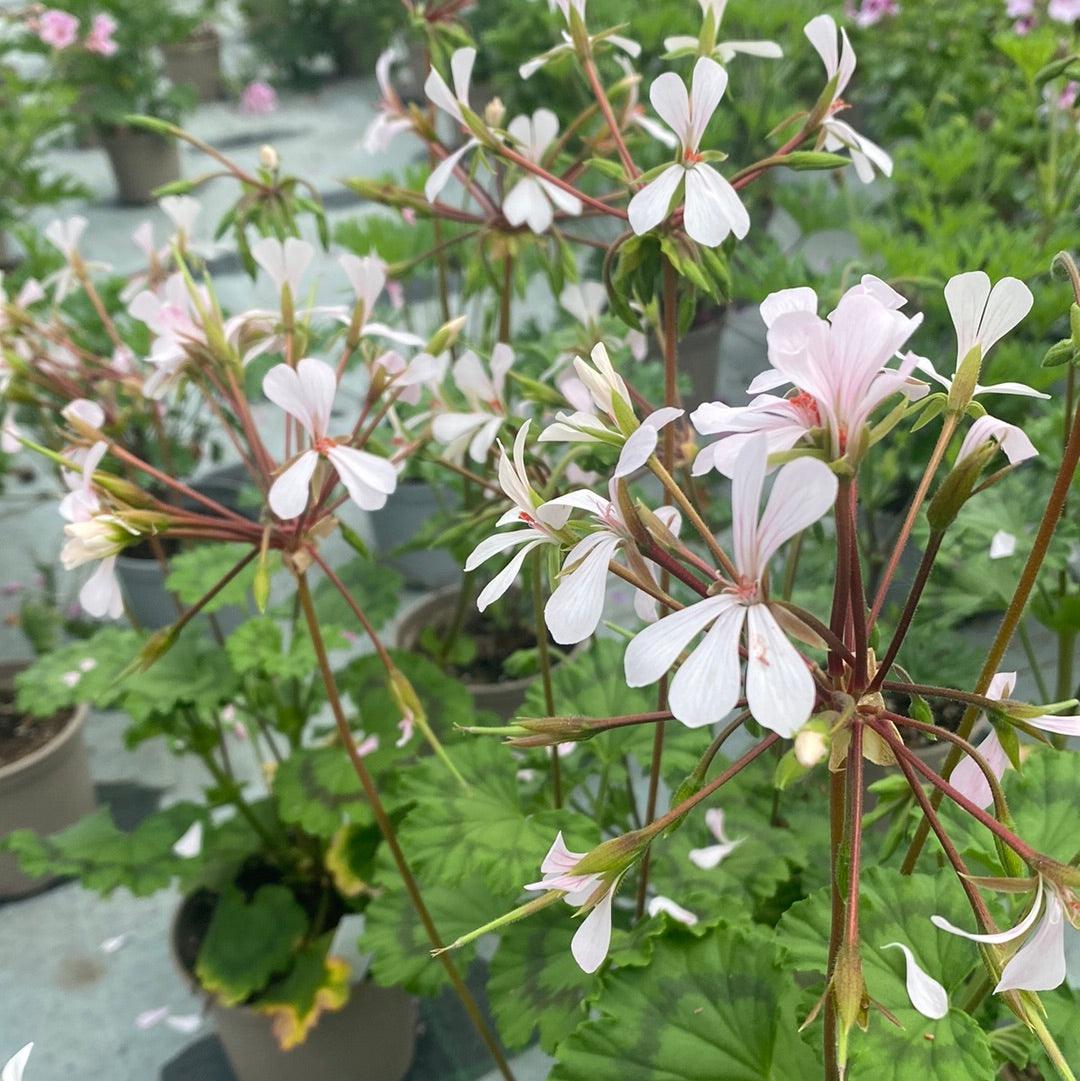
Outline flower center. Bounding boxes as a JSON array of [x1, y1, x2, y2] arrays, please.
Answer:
[[683, 149, 704, 165], [789, 391, 822, 427], [315, 436, 336, 455]]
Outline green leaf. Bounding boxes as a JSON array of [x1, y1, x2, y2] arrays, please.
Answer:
[[361, 852, 505, 996], [550, 925, 819, 1081], [487, 903, 594, 1053], [226, 617, 345, 680], [253, 937, 351, 1049], [196, 885, 309, 1006], [272, 745, 371, 837], [294, 557, 401, 630], [777, 868, 993, 1081], [166, 543, 257, 614]]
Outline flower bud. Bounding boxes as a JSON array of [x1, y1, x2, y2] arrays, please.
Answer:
[[947, 344, 983, 413], [926, 441, 995, 531], [484, 96, 506, 128], [569, 828, 652, 877], [832, 943, 869, 1072], [794, 727, 829, 768], [426, 315, 467, 357], [259, 144, 279, 171]]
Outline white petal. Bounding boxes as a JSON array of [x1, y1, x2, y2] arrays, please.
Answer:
[[80, 556, 123, 620], [949, 729, 1009, 811], [804, 14, 839, 80], [627, 166, 685, 237], [882, 943, 949, 1020], [647, 895, 699, 925], [295, 357, 337, 439], [466, 529, 543, 572], [425, 141, 477, 203], [989, 530, 1017, 559], [172, 821, 203, 859], [424, 65, 461, 121], [649, 72, 691, 146], [944, 271, 991, 365], [976, 380, 1049, 400], [1028, 711, 1080, 737], [932, 878, 1044, 945], [504, 177, 554, 234], [164, 1014, 202, 1034], [571, 883, 617, 973], [327, 445, 397, 511], [956, 415, 1038, 467], [2, 1044, 32, 1081], [624, 594, 732, 688], [269, 450, 319, 519], [615, 424, 659, 477], [978, 278, 1034, 359], [477, 539, 545, 611], [546, 533, 622, 645], [687, 57, 728, 149], [995, 895, 1066, 993], [684, 164, 749, 247], [760, 287, 817, 327], [668, 599, 745, 727], [688, 838, 744, 869], [730, 434, 767, 581], [538, 177, 582, 216], [744, 603, 815, 737], [450, 47, 476, 103], [754, 456, 838, 570]]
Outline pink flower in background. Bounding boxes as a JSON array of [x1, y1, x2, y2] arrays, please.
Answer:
[[240, 81, 278, 116], [1005, 0, 1034, 15], [1013, 16, 1035, 33], [853, 0, 900, 28], [1048, 0, 1080, 22], [1057, 81, 1079, 109], [37, 9, 79, 49], [84, 13, 118, 56]]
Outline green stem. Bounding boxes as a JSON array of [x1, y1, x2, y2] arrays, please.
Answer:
[[531, 552, 560, 808]]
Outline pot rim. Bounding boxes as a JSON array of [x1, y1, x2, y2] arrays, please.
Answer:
[[0, 699, 88, 785]]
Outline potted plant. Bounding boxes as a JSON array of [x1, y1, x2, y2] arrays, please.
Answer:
[[162, 4, 226, 104], [0, 590, 458, 1079], [18, 1, 193, 204], [0, 567, 97, 898]]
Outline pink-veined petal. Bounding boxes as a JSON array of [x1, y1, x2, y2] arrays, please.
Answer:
[[1028, 711, 1080, 737], [668, 599, 745, 728], [627, 166, 685, 237], [546, 532, 622, 644], [950, 729, 1009, 810], [730, 434, 767, 580], [882, 943, 949, 1020], [624, 594, 732, 688], [649, 71, 690, 146], [995, 894, 1066, 993], [744, 603, 815, 737], [268, 450, 319, 519]]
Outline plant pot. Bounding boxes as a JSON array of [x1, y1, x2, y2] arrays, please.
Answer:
[[0, 662, 95, 899], [115, 465, 257, 630], [101, 129, 182, 206], [369, 479, 461, 591], [395, 586, 577, 719], [163, 27, 225, 103], [172, 896, 419, 1081]]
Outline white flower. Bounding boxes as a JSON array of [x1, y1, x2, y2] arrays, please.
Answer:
[[524, 831, 623, 974], [989, 530, 1017, 559], [363, 48, 412, 154], [932, 877, 1068, 994], [805, 15, 892, 183], [424, 48, 482, 202], [624, 434, 836, 734], [560, 280, 608, 330], [61, 513, 135, 620], [337, 254, 424, 347], [952, 672, 1080, 809], [943, 271, 1035, 369], [2, 1043, 33, 1081], [881, 943, 949, 1020], [504, 110, 582, 233], [540, 482, 681, 644], [628, 58, 750, 247], [432, 344, 515, 463], [664, 0, 782, 65], [464, 422, 568, 610], [128, 274, 212, 398], [954, 415, 1038, 468], [252, 236, 314, 297], [172, 821, 203, 859], [647, 895, 699, 925], [688, 807, 745, 868], [59, 440, 106, 524], [43, 215, 109, 301], [519, 5, 639, 80], [263, 357, 398, 518]]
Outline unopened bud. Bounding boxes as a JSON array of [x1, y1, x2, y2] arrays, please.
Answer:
[[926, 441, 995, 531], [794, 728, 828, 768], [93, 474, 153, 508], [570, 828, 652, 877], [484, 97, 506, 128], [947, 345, 983, 413], [259, 144, 279, 171], [832, 943, 869, 1071], [426, 314, 467, 356], [137, 626, 178, 671], [509, 715, 596, 747]]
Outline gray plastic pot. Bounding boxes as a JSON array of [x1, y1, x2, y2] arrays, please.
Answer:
[[395, 586, 579, 720], [172, 898, 418, 1081], [101, 129, 182, 206], [369, 479, 461, 591], [163, 28, 225, 102], [0, 663, 94, 898], [116, 465, 257, 630]]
